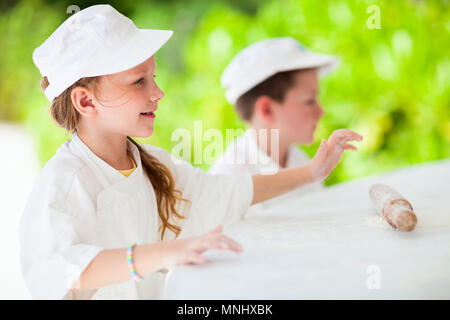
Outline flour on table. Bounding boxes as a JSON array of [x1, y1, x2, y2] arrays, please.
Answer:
[[363, 215, 394, 230]]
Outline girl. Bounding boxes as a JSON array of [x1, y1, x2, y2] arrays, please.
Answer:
[[19, 4, 363, 300]]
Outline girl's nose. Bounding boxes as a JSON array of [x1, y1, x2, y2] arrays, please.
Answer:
[[150, 84, 164, 102]]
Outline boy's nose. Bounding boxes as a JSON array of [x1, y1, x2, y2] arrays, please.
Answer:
[[317, 104, 325, 118]]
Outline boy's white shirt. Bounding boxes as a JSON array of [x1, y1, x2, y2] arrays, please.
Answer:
[[209, 129, 325, 214], [18, 131, 253, 300]]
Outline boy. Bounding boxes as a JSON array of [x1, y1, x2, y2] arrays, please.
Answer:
[[210, 37, 340, 211]]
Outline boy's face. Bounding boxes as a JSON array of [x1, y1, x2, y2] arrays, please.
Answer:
[[273, 68, 324, 145], [91, 55, 164, 138]]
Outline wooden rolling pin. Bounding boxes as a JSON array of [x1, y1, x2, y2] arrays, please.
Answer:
[[369, 183, 417, 231]]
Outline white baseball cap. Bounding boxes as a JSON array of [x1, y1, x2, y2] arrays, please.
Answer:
[[221, 37, 340, 105], [33, 4, 173, 102]]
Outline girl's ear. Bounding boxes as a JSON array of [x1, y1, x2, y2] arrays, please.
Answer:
[[71, 86, 98, 117], [254, 95, 276, 124]]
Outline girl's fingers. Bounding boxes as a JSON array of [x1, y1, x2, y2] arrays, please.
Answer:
[[313, 139, 327, 161], [205, 234, 243, 253], [342, 144, 357, 151], [205, 224, 223, 235], [186, 252, 207, 265], [341, 130, 363, 142], [330, 129, 363, 145], [220, 236, 243, 253], [332, 136, 362, 152], [339, 128, 363, 139], [193, 231, 243, 255], [321, 139, 327, 152], [201, 238, 226, 251]]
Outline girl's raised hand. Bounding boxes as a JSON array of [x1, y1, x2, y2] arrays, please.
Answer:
[[163, 224, 243, 268], [307, 129, 363, 183]]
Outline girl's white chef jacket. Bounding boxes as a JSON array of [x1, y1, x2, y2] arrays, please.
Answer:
[[18, 131, 254, 300], [209, 129, 324, 214]]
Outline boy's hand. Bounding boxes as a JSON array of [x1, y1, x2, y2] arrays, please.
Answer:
[[307, 129, 363, 183], [163, 225, 243, 268]]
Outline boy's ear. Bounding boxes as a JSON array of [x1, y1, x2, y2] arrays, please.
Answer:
[[254, 95, 276, 123], [71, 86, 98, 117]]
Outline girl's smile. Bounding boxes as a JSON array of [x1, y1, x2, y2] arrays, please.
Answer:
[[140, 111, 156, 118]]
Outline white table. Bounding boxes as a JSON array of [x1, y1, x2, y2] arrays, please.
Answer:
[[163, 159, 450, 299]]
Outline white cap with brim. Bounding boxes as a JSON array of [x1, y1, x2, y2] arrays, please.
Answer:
[[221, 37, 340, 105], [33, 4, 173, 102]]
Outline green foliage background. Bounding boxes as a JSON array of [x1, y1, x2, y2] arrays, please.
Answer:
[[1, 0, 449, 186]]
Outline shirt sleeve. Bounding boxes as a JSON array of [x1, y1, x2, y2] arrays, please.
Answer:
[[19, 170, 104, 300], [142, 145, 254, 238]]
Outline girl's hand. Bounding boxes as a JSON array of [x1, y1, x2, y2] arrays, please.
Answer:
[[163, 225, 243, 268], [307, 129, 363, 183]]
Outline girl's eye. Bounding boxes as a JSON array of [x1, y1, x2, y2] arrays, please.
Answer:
[[307, 99, 315, 105], [134, 78, 145, 86]]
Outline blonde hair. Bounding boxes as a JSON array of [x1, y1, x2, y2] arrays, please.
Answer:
[[41, 76, 188, 240]]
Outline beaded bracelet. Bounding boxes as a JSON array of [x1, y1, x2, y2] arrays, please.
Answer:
[[126, 243, 143, 282]]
